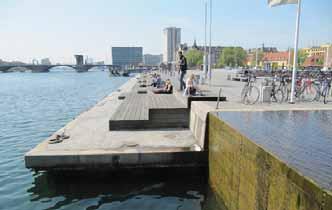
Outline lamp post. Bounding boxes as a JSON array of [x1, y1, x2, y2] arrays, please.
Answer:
[[208, 0, 212, 81], [203, 1, 208, 79]]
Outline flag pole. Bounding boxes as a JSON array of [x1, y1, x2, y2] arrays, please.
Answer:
[[290, 0, 302, 104], [204, 1, 208, 79], [208, 0, 212, 82]]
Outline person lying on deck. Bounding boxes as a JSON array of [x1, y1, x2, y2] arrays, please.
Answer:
[[153, 79, 173, 94]]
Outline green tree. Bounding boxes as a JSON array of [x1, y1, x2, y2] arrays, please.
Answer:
[[297, 50, 308, 67], [185, 49, 203, 68], [218, 47, 247, 68]]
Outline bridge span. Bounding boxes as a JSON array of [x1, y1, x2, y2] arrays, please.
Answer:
[[0, 64, 120, 73]]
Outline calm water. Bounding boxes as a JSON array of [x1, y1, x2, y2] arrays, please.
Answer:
[[216, 111, 332, 191], [0, 71, 208, 210]]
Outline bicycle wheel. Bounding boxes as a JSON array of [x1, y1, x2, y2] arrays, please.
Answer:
[[244, 86, 260, 105], [241, 86, 248, 103], [323, 87, 331, 104], [273, 89, 284, 103], [302, 86, 318, 102], [281, 86, 289, 102]]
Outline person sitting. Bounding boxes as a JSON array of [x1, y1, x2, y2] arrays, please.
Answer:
[[150, 73, 158, 87], [156, 75, 162, 88], [184, 74, 197, 96], [153, 79, 173, 94]]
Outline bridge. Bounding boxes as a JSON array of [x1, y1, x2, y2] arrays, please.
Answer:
[[0, 64, 121, 73]]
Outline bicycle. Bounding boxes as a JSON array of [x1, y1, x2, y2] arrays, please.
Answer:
[[313, 73, 332, 104], [241, 73, 260, 105], [294, 76, 317, 102], [279, 74, 292, 102], [270, 76, 285, 103]]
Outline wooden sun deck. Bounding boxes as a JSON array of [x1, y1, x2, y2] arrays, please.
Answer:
[[109, 76, 189, 130]]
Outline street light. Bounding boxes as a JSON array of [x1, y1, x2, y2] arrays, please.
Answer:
[[208, 0, 212, 82], [203, 1, 208, 79]]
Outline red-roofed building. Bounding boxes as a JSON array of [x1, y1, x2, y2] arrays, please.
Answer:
[[303, 55, 324, 69], [263, 51, 293, 70]]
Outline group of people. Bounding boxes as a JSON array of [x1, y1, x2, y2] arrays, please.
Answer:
[[150, 73, 162, 88], [152, 51, 198, 96]]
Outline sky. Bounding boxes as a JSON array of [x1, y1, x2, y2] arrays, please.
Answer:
[[0, 0, 331, 64]]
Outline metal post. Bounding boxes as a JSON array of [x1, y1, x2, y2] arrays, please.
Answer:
[[324, 46, 329, 71], [288, 47, 292, 70], [255, 49, 258, 69], [290, 0, 302, 104], [208, 0, 212, 81], [203, 1, 208, 79]]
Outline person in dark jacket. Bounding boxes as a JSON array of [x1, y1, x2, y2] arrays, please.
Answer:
[[178, 51, 187, 91]]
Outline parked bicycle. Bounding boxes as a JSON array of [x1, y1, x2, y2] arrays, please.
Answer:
[[294, 75, 317, 102], [241, 72, 260, 105], [313, 73, 332, 104], [279, 73, 291, 102], [270, 75, 285, 103]]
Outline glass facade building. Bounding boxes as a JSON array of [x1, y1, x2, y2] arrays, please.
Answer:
[[111, 47, 143, 68]]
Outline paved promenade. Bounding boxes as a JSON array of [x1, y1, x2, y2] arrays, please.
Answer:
[[162, 68, 332, 111]]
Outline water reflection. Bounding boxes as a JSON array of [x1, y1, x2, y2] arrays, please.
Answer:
[[27, 169, 208, 210]]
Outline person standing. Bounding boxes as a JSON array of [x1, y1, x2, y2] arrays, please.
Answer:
[[178, 51, 188, 91]]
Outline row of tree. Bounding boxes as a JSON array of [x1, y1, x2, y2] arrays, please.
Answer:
[[185, 47, 319, 69], [217, 47, 247, 68], [185, 47, 248, 69]]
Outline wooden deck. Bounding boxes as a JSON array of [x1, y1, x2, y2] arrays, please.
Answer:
[[109, 76, 189, 130]]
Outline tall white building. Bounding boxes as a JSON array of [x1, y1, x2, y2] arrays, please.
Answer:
[[163, 27, 181, 63]]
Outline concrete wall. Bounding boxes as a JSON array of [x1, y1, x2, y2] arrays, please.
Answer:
[[208, 113, 332, 210], [190, 102, 210, 150]]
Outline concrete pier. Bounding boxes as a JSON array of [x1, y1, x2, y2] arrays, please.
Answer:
[[25, 75, 207, 170], [25, 69, 332, 209]]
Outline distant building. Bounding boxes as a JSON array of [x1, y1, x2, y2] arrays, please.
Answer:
[[262, 51, 293, 70], [302, 44, 332, 69], [85, 57, 94, 65], [143, 54, 163, 66], [247, 45, 278, 55], [182, 40, 224, 66], [163, 27, 181, 63], [94, 61, 105, 65], [246, 53, 256, 67], [74, 55, 84, 66], [303, 55, 324, 69], [246, 46, 279, 69], [40, 58, 51, 65], [111, 47, 143, 68]]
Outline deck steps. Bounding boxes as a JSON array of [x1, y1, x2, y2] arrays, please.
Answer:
[[109, 82, 188, 130]]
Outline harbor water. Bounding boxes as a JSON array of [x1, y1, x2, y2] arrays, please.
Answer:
[[0, 71, 208, 210]]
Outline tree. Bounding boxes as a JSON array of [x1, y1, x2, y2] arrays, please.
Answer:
[[297, 50, 308, 67], [317, 58, 324, 66], [185, 49, 203, 68], [218, 47, 247, 68]]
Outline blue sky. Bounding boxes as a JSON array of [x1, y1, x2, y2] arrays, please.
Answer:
[[0, 0, 331, 64]]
